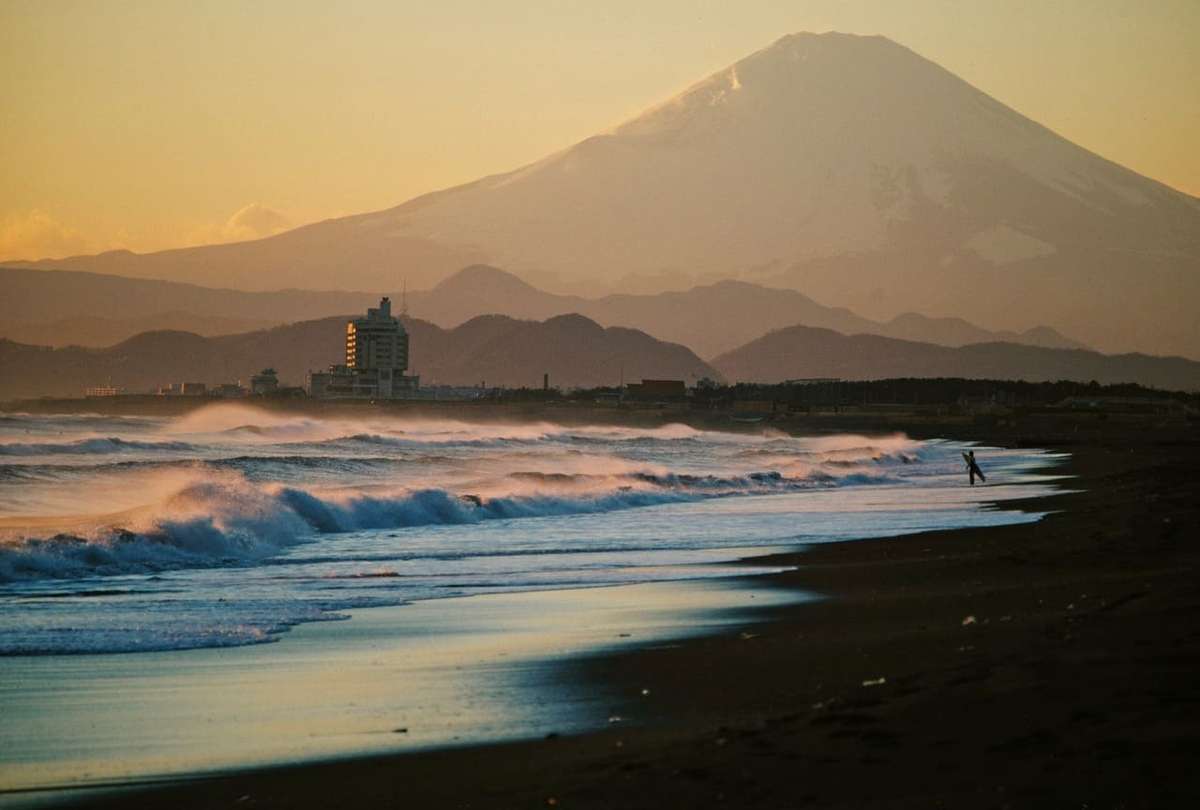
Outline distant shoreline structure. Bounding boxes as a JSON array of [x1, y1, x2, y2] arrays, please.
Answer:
[[11, 378, 1196, 431], [307, 296, 420, 400]]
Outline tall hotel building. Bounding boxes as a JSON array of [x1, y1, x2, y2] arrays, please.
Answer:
[[307, 297, 419, 399]]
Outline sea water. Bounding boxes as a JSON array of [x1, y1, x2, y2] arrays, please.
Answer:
[[0, 404, 1064, 792]]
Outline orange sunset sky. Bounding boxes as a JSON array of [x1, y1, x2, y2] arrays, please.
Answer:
[[2, 0, 1198, 263]]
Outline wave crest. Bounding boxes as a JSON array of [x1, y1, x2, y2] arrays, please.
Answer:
[[0, 455, 894, 583], [0, 437, 195, 456]]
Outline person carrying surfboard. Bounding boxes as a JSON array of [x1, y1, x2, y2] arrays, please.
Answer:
[[963, 450, 986, 486]]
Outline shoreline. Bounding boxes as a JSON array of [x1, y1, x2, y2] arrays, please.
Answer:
[[0, 571, 807, 799], [19, 416, 1200, 808]]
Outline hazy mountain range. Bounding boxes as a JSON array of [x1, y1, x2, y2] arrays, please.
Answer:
[[712, 326, 1200, 391], [0, 314, 716, 401], [409, 266, 1087, 358], [0, 313, 276, 349], [0, 267, 379, 326], [1, 264, 1085, 357], [3, 303, 1196, 401], [6, 32, 1199, 358]]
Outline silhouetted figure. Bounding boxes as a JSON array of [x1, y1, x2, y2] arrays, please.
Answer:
[[963, 450, 986, 486]]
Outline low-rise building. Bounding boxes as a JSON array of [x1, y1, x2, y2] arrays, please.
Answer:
[[250, 369, 279, 395], [625, 379, 687, 401], [158, 382, 207, 396], [210, 382, 248, 398]]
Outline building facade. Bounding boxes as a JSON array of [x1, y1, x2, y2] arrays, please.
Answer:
[[625, 379, 687, 400], [346, 298, 409, 380], [250, 368, 279, 395], [308, 297, 419, 399], [158, 382, 207, 396]]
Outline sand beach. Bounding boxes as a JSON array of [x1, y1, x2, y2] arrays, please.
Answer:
[[0, 412, 1182, 809]]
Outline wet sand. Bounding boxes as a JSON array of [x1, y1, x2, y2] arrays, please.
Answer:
[[0, 573, 800, 796], [39, 418, 1200, 808]]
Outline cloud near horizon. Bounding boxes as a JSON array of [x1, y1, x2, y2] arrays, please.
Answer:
[[187, 204, 294, 247], [0, 204, 297, 262], [0, 210, 93, 261]]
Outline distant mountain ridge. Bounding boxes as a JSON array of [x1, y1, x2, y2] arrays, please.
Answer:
[[412, 267, 1087, 356], [8, 32, 1199, 356], [0, 266, 382, 324], [0, 313, 717, 400], [2, 301, 1193, 401], [711, 326, 1200, 391], [1, 264, 1087, 356], [0, 312, 276, 348]]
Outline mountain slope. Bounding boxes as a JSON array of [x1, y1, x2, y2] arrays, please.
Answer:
[[412, 267, 1087, 356], [879, 313, 1085, 351], [3, 264, 1086, 355], [0, 266, 383, 324], [10, 32, 1199, 356], [711, 326, 1200, 390], [0, 313, 276, 348], [407, 265, 590, 326], [435, 313, 714, 389], [0, 314, 718, 400]]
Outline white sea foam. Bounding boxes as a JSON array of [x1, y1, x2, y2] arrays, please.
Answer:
[[0, 462, 884, 582], [0, 405, 1066, 654]]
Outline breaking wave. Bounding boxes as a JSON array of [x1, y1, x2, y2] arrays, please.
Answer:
[[0, 461, 888, 583], [0, 406, 1067, 658]]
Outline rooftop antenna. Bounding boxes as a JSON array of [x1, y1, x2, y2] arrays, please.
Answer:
[[401, 278, 409, 318]]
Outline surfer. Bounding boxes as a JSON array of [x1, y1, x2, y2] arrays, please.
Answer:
[[963, 450, 986, 486]]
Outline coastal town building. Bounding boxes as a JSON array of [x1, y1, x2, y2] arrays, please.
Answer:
[[307, 297, 419, 399], [624, 379, 687, 400], [211, 382, 248, 398], [158, 382, 207, 396], [250, 368, 279, 395]]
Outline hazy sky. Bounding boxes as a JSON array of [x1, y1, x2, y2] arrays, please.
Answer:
[[2, 0, 1198, 260]]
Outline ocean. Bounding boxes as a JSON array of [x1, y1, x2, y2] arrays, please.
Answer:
[[0, 404, 1064, 793]]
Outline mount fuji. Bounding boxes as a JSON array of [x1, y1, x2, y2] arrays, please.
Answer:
[[11, 32, 1200, 357]]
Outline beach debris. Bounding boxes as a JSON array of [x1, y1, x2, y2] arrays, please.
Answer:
[[618, 632, 631, 638], [545, 732, 560, 740], [961, 615, 978, 626], [862, 677, 887, 687], [236, 797, 253, 804], [546, 798, 558, 806], [739, 631, 759, 640], [608, 715, 624, 724], [393, 727, 408, 734], [641, 688, 651, 696]]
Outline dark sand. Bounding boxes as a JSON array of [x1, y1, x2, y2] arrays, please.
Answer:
[[51, 417, 1200, 808]]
